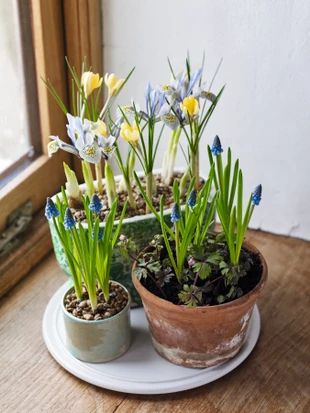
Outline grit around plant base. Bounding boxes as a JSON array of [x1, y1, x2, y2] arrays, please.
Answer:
[[45, 192, 131, 362], [127, 137, 267, 368]]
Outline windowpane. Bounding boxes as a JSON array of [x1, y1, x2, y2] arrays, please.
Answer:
[[0, 1, 38, 179]]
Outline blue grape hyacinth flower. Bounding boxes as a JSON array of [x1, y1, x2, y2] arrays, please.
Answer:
[[64, 208, 76, 230], [187, 189, 197, 208], [211, 135, 223, 156], [45, 197, 60, 220], [252, 184, 262, 206], [92, 227, 104, 241], [89, 194, 102, 214], [171, 203, 181, 223]]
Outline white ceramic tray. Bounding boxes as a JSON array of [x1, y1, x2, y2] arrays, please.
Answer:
[[42, 281, 261, 395]]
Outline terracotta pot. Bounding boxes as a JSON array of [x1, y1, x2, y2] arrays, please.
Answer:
[[132, 241, 267, 368]]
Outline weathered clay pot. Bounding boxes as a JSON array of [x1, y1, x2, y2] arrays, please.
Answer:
[[62, 281, 131, 363], [132, 241, 267, 368]]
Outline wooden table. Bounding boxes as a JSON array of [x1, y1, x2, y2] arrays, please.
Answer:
[[1, 230, 309, 413]]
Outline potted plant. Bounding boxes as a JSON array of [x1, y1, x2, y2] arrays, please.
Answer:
[[46, 56, 223, 305], [45, 192, 131, 363], [127, 136, 267, 368]]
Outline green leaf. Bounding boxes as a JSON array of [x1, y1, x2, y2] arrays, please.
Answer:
[[198, 262, 211, 280]]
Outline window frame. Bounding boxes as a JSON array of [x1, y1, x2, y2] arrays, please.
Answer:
[[0, 0, 103, 297]]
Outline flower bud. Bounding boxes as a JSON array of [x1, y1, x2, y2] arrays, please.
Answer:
[[81, 71, 103, 97], [211, 135, 223, 156], [64, 208, 75, 230], [120, 122, 140, 145], [252, 184, 262, 206], [104, 73, 124, 97], [45, 197, 60, 220], [180, 96, 199, 118], [171, 203, 181, 223], [89, 194, 102, 214]]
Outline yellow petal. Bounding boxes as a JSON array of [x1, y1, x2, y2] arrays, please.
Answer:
[[92, 120, 108, 137], [180, 96, 199, 117], [120, 122, 139, 144], [104, 73, 124, 97], [81, 71, 103, 97]]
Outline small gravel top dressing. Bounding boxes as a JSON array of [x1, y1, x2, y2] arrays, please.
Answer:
[[64, 283, 128, 321], [71, 173, 204, 223]]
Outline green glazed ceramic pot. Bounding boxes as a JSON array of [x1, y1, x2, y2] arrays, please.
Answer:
[[48, 168, 209, 307], [62, 281, 131, 363]]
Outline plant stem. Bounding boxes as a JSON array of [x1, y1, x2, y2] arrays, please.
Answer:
[[179, 167, 190, 197], [104, 162, 116, 208], [190, 148, 200, 190], [142, 265, 168, 299], [193, 270, 200, 287], [124, 178, 136, 209], [146, 171, 153, 213], [95, 162, 103, 194], [82, 161, 95, 199], [175, 222, 182, 282], [88, 287, 98, 311], [99, 95, 111, 119], [162, 127, 181, 185]]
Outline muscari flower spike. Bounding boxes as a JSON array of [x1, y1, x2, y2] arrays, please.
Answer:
[[89, 194, 102, 214], [92, 227, 104, 241], [45, 197, 60, 220], [187, 189, 197, 208], [64, 208, 76, 230], [252, 184, 262, 206], [171, 203, 181, 224], [211, 135, 223, 156]]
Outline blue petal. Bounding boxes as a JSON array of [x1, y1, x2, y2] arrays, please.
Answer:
[[188, 68, 203, 94], [64, 208, 75, 230], [45, 197, 60, 220]]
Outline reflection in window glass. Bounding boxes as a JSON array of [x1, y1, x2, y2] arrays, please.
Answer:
[[0, 1, 31, 175]]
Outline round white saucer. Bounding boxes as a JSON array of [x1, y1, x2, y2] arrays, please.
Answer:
[[42, 281, 260, 395]]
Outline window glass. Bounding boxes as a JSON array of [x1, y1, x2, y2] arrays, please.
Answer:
[[0, 1, 33, 176]]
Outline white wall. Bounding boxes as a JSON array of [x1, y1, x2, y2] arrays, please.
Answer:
[[102, 0, 310, 240]]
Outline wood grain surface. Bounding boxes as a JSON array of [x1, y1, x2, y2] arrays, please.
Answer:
[[0, 230, 309, 413]]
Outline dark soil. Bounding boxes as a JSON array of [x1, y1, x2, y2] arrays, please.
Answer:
[[71, 173, 204, 223], [64, 282, 128, 321], [141, 247, 263, 306]]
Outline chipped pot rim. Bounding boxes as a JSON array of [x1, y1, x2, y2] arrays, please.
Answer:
[[132, 240, 267, 313], [62, 280, 131, 324]]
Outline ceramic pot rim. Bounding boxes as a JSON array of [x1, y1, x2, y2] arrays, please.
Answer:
[[132, 240, 267, 313], [62, 280, 131, 324], [50, 167, 208, 228]]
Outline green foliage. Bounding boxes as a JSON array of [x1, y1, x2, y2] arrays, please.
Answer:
[[133, 230, 254, 307], [178, 284, 203, 307], [53, 194, 127, 310], [208, 146, 256, 266], [134, 167, 217, 284], [166, 56, 225, 188]]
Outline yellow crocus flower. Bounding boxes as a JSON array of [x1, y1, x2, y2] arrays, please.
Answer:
[[104, 73, 124, 97], [180, 96, 199, 118], [92, 120, 108, 137], [81, 71, 103, 97], [120, 122, 139, 145]]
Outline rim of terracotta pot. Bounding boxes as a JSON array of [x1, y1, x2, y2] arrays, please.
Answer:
[[132, 240, 267, 313], [50, 167, 209, 228], [62, 280, 131, 324]]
